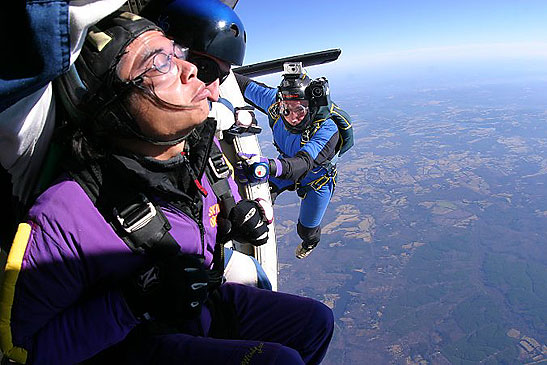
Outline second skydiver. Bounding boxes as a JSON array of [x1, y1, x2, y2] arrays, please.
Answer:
[[234, 63, 353, 259]]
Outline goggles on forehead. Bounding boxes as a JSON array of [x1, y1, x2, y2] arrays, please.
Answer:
[[188, 52, 231, 85]]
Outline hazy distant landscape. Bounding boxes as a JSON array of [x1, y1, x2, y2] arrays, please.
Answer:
[[259, 76, 547, 364]]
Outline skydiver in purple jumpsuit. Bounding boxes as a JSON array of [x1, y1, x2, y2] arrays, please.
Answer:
[[0, 6, 333, 365]]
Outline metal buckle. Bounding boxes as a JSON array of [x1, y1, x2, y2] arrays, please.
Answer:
[[114, 194, 157, 234], [208, 155, 230, 179]]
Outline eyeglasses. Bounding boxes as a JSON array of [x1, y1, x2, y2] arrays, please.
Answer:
[[130, 42, 230, 86], [280, 102, 308, 117], [188, 53, 231, 85], [132, 42, 189, 83]]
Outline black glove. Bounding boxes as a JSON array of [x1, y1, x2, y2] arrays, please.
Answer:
[[218, 199, 270, 246], [122, 254, 209, 323]]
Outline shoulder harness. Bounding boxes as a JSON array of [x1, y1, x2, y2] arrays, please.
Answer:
[[70, 142, 236, 288]]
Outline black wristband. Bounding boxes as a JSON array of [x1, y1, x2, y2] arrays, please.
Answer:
[[268, 159, 277, 177]]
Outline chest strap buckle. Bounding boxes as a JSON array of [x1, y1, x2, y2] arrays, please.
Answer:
[[208, 154, 230, 180], [113, 194, 157, 234]]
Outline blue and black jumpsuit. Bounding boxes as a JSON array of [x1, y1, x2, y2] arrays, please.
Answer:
[[235, 74, 348, 246]]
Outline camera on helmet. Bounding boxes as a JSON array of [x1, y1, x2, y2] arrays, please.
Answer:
[[307, 77, 330, 107]]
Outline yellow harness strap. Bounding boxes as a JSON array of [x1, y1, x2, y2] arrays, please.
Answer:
[[0, 223, 31, 364]]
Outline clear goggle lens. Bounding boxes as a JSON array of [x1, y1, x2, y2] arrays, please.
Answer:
[[280, 103, 308, 117]]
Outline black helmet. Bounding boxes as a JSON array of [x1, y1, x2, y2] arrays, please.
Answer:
[[57, 11, 192, 146], [278, 74, 312, 101], [141, 0, 246, 66]]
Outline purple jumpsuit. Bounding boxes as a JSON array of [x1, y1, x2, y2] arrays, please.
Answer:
[[1, 144, 333, 364]]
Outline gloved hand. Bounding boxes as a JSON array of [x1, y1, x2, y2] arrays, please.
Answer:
[[122, 254, 209, 323], [217, 199, 273, 246], [235, 153, 283, 184]]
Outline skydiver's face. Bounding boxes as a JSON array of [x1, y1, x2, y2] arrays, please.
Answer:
[[280, 100, 309, 126], [117, 30, 217, 143]]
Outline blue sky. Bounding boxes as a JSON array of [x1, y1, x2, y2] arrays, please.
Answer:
[[234, 1, 547, 86]]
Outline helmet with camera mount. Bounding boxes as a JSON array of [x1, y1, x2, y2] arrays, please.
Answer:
[[277, 73, 312, 133], [278, 74, 311, 101]]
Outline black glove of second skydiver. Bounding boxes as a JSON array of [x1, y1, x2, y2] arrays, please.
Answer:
[[218, 199, 269, 246], [122, 254, 209, 323]]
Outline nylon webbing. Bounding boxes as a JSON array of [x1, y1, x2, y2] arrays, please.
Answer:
[[69, 165, 179, 257], [204, 143, 237, 288]]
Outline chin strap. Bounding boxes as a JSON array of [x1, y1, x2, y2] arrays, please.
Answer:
[[134, 128, 195, 146]]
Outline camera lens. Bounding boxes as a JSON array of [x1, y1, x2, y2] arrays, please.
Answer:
[[312, 86, 324, 97]]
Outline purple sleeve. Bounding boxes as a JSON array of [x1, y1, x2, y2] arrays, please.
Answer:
[[12, 223, 139, 364]]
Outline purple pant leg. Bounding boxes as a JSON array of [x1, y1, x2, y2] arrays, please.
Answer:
[[118, 283, 332, 364], [219, 283, 334, 365]]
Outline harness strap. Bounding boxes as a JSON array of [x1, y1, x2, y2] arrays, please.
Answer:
[[204, 143, 237, 289], [71, 144, 237, 288], [298, 116, 339, 172], [69, 165, 179, 257], [112, 193, 178, 256], [296, 163, 338, 198], [206, 143, 236, 217]]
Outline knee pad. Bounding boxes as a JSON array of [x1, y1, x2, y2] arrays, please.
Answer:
[[297, 221, 321, 245]]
